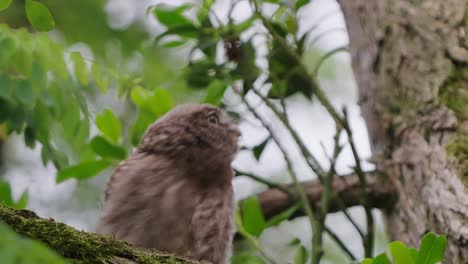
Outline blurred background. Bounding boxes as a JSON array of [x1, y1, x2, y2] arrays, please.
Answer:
[[0, 0, 387, 263]]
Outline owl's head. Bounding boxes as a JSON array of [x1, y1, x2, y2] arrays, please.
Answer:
[[139, 104, 241, 171]]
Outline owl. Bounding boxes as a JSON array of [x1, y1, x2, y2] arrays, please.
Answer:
[[95, 104, 241, 264]]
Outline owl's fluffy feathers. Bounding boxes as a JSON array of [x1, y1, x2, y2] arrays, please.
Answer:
[[96, 104, 240, 264]]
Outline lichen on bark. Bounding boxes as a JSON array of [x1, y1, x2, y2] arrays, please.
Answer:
[[0, 203, 200, 264], [445, 133, 468, 184], [439, 66, 468, 119]]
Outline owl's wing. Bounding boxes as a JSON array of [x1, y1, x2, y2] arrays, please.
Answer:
[[189, 187, 234, 264], [96, 151, 197, 253]]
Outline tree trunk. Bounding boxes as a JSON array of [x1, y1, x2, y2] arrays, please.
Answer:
[[338, 0, 468, 262]]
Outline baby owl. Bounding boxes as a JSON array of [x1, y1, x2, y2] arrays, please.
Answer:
[[96, 104, 240, 264]]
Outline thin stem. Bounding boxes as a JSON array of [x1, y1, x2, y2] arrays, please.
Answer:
[[234, 169, 294, 198], [309, 28, 347, 48], [235, 208, 278, 264], [341, 206, 365, 239], [324, 225, 357, 261], [301, 9, 341, 36], [248, 82, 366, 242], [312, 46, 349, 76], [232, 83, 318, 260], [311, 126, 343, 264], [245, 2, 374, 259], [249, 87, 324, 179], [342, 108, 374, 257]]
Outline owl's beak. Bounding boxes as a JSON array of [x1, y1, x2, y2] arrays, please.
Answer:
[[228, 124, 241, 138], [221, 112, 241, 138]]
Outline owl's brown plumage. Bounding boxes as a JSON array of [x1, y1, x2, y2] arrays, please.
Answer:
[[96, 104, 240, 264]]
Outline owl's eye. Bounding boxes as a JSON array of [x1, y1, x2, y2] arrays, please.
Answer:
[[207, 114, 220, 125]]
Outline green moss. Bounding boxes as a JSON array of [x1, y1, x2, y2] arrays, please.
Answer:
[[445, 133, 468, 185], [439, 66, 468, 119], [0, 204, 198, 264]]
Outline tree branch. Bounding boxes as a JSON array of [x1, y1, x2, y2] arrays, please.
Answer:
[[257, 171, 398, 219], [0, 204, 200, 264]]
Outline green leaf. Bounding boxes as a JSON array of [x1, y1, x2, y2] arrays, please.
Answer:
[[233, 16, 257, 33], [33, 101, 51, 142], [293, 244, 308, 264], [131, 87, 173, 117], [270, 22, 288, 38], [286, 13, 298, 35], [25, 0, 55, 31], [389, 241, 415, 264], [372, 253, 391, 264], [70, 52, 88, 86], [131, 86, 151, 111], [0, 75, 13, 99], [155, 24, 199, 44], [203, 80, 228, 105], [15, 80, 34, 106], [296, 0, 311, 9], [56, 160, 111, 183], [253, 136, 270, 161], [289, 238, 301, 246], [361, 259, 373, 264], [241, 196, 266, 237], [265, 202, 301, 228], [160, 40, 187, 48], [417, 232, 446, 264], [197, 0, 214, 23], [90, 136, 127, 160], [186, 60, 217, 88], [0, 35, 16, 62], [231, 253, 266, 264], [24, 125, 36, 148], [92, 63, 110, 93], [14, 191, 28, 209], [96, 109, 121, 143], [409, 248, 419, 263], [0, 0, 12, 12], [151, 88, 173, 117], [154, 4, 194, 28], [0, 180, 13, 206], [131, 110, 156, 146]]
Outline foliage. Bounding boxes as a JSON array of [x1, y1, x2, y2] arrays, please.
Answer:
[[0, 0, 450, 263], [1, 0, 55, 31], [360, 232, 446, 264], [0, 180, 27, 209]]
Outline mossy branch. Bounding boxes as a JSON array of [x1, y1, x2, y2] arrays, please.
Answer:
[[0, 204, 201, 264]]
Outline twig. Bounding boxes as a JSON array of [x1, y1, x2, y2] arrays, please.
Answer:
[[242, 1, 375, 259], [301, 9, 342, 36], [309, 27, 347, 48], [342, 108, 374, 257], [324, 225, 357, 261], [249, 87, 324, 179], [235, 208, 279, 264], [311, 126, 343, 263], [232, 82, 319, 260], [256, 171, 397, 219], [234, 169, 294, 198], [341, 205, 365, 239], [312, 46, 349, 76]]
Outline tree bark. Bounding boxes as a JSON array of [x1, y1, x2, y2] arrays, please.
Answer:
[[256, 171, 397, 219], [338, 0, 468, 262]]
